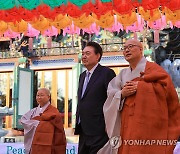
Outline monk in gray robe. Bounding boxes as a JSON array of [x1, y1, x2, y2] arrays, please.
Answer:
[[98, 39, 180, 154], [21, 88, 66, 154]]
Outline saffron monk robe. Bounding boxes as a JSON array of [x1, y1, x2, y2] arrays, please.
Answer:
[[21, 88, 66, 154]]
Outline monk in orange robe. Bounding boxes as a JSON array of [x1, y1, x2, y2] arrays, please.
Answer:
[[21, 88, 66, 154], [98, 39, 180, 154]]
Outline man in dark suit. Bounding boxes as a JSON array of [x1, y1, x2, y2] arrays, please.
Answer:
[[74, 42, 116, 154]]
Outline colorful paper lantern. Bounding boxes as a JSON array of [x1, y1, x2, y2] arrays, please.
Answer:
[[82, 23, 100, 35], [114, 0, 134, 14], [116, 10, 137, 28], [71, 14, 94, 28], [9, 20, 28, 33], [25, 24, 40, 38], [138, 7, 161, 22], [4, 29, 20, 38], [105, 15, 123, 32], [63, 23, 80, 35], [31, 15, 50, 33], [91, 0, 113, 18], [66, 2, 84, 18], [43, 26, 58, 37], [43, 0, 67, 8], [141, 0, 160, 10], [0, 21, 8, 34], [148, 15, 166, 30], [18, 0, 40, 10], [93, 11, 114, 28], [165, 0, 180, 11], [69, 0, 89, 6], [51, 14, 71, 30], [0, 0, 15, 10]]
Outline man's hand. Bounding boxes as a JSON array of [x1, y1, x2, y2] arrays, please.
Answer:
[[21, 40, 28, 47], [121, 81, 138, 99]]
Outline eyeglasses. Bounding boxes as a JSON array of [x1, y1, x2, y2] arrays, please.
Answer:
[[122, 44, 141, 51]]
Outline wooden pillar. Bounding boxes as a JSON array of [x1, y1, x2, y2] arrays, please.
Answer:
[[51, 71, 57, 108], [64, 70, 69, 128], [5, 73, 11, 128], [41, 71, 45, 88]]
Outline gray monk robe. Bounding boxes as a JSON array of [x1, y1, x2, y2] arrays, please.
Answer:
[[98, 57, 147, 154]]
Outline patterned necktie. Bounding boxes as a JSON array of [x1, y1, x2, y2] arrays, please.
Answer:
[[81, 72, 91, 97]]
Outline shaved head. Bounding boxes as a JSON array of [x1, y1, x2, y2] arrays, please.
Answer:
[[38, 88, 50, 96], [125, 39, 143, 49], [123, 39, 144, 70]]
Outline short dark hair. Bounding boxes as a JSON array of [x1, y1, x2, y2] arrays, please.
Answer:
[[86, 42, 103, 61]]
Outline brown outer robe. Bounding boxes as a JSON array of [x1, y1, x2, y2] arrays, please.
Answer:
[[31, 105, 66, 154], [119, 62, 180, 154]]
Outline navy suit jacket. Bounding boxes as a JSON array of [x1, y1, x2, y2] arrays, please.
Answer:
[[74, 64, 116, 136]]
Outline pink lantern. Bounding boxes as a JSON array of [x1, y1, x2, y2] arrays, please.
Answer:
[[43, 26, 58, 37], [4, 30, 20, 38], [148, 15, 166, 30], [25, 24, 40, 38], [63, 23, 80, 36], [83, 23, 100, 36], [126, 14, 144, 32], [105, 15, 123, 32], [174, 21, 180, 28]]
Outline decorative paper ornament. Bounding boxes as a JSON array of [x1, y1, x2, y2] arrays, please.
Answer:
[[174, 21, 180, 28], [18, 0, 40, 10], [159, 0, 170, 6], [9, 20, 28, 33], [91, 0, 113, 18], [148, 15, 166, 30], [72, 13, 94, 28], [66, 2, 84, 18], [43, 26, 58, 37], [93, 11, 114, 28], [5, 7, 21, 22], [4, 29, 20, 38], [69, 0, 89, 6], [35, 4, 57, 20], [116, 10, 137, 28], [63, 22, 80, 36], [1, 10, 15, 22], [31, 15, 50, 33], [114, 0, 134, 15], [19, 7, 38, 21], [165, 0, 180, 11], [163, 8, 180, 23], [138, 7, 161, 22], [105, 15, 123, 32], [141, 0, 160, 10], [0, 21, 8, 34], [82, 23, 100, 35], [43, 0, 67, 8], [51, 14, 71, 30], [131, 0, 142, 7], [25, 24, 40, 38], [54, 4, 67, 15], [125, 14, 144, 32], [101, 0, 112, 2], [0, 0, 15, 10], [82, 2, 95, 15]]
